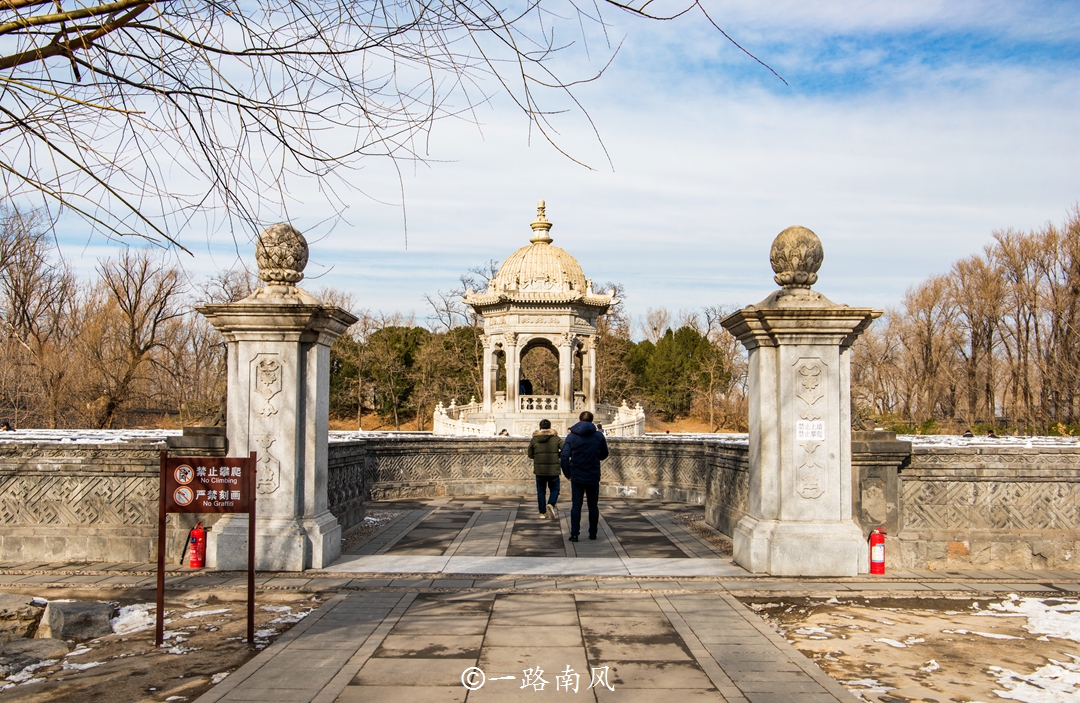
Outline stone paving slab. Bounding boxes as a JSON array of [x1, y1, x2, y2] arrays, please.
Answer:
[[194, 590, 860, 703]]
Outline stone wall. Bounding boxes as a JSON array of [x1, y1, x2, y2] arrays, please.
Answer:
[[326, 434, 719, 515], [891, 445, 1080, 571], [0, 441, 166, 563], [2, 433, 1078, 571], [704, 443, 750, 537]]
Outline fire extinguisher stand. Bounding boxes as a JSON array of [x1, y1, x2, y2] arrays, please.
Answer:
[[156, 451, 257, 646]]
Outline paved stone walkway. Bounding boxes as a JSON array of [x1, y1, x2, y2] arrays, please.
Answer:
[[196, 589, 858, 703], [2, 497, 1078, 703]]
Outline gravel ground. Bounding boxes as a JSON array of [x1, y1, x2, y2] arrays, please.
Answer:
[[745, 594, 1080, 702]]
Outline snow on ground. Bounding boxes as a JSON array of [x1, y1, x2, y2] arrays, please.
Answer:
[[985, 595, 1080, 642], [748, 594, 1080, 702], [111, 603, 157, 635], [989, 658, 1080, 703]]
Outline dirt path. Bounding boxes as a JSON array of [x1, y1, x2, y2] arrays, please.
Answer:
[[744, 594, 1080, 702]]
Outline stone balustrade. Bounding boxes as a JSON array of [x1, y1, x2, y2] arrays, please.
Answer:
[[519, 395, 559, 411]]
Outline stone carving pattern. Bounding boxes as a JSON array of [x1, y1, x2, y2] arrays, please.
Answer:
[[794, 359, 826, 499], [901, 479, 1079, 531], [253, 355, 282, 417], [912, 452, 1080, 467], [255, 435, 281, 494], [0, 475, 155, 525]]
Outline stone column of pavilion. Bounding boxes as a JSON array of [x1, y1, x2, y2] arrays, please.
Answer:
[[197, 224, 358, 571], [722, 226, 881, 577]]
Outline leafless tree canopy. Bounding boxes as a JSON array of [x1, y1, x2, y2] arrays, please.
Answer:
[[0, 0, 763, 248], [851, 207, 1080, 434]]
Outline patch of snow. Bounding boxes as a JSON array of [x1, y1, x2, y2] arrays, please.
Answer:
[[903, 637, 925, 645], [873, 638, 908, 648], [920, 660, 940, 673], [166, 645, 199, 655], [260, 605, 292, 613], [5, 659, 58, 683], [61, 661, 104, 671], [166, 697, 188, 701], [973, 631, 1023, 640], [795, 627, 829, 636], [989, 657, 1080, 702], [111, 603, 156, 635], [988, 597, 1080, 642], [900, 434, 1080, 448], [210, 672, 229, 685], [180, 608, 230, 619], [842, 678, 894, 699], [254, 628, 278, 639], [748, 602, 782, 612], [66, 645, 92, 658], [270, 607, 314, 625]]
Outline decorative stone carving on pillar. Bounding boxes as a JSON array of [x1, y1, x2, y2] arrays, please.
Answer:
[[721, 226, 881, 576], [197, 223, 358, 571]]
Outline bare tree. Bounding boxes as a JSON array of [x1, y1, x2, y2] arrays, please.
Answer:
[[0, 0, 775, 248], [82, 248, 184, 427], [641, 307, 672, 344], [0, 206, 81, 427]]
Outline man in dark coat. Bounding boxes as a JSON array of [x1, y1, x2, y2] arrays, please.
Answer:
[[559, 410, 609, 542], [527, 419, 563, 520]]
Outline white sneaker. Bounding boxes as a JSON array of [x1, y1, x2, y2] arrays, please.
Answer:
[[547, 504, 558, 521]]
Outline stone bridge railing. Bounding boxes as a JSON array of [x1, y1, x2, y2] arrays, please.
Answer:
[[0, 431, 1077, 570]]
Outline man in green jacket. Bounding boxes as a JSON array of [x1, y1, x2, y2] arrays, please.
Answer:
[[527, 419, 563, 520]]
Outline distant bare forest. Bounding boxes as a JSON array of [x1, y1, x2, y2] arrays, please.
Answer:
[[852, 208, 1080, 435], [3, 206, 1077, 434]]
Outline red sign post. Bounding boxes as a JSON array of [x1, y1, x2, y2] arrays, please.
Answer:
[[157, 452, 257, 646]]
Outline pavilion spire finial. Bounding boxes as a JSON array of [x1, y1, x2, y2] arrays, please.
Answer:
[[529, 199, 553, 244]]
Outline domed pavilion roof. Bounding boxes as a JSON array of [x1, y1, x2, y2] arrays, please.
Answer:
[[464, 201, 613, 309]]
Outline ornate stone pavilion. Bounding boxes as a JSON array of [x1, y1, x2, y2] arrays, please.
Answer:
[[433, 201, 645, 436]]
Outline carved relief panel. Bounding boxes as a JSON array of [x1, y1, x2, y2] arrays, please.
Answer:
[[252, 353, 283, 417], [793, 358, 827, 500]]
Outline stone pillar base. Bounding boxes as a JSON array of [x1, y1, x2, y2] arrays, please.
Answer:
[[733, 515, 864, 577], [207, 512, 341, 572]]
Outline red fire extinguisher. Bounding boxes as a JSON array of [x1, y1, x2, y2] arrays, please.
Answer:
[[869, 527, 886, 575], [188, 522, 206, 569]]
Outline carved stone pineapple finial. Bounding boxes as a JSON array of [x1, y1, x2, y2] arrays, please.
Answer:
[[255, 223, 309, 284], [770, 225, 823, 289]]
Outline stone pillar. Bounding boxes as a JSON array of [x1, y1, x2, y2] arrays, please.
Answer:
[[559, 336, 575, 412], [197, 223, 358, 571], [505, 335, 519, 411], [481, 339, 494, 413], [722, 226, 881, 577], [585, 341, 597, 412]]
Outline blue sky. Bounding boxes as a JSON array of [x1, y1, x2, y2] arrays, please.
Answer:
[[53, 0, 1080, 329]]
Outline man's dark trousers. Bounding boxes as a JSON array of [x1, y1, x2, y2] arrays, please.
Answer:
[[570, 482, 599, 538], [536, 475, 560, 515]]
